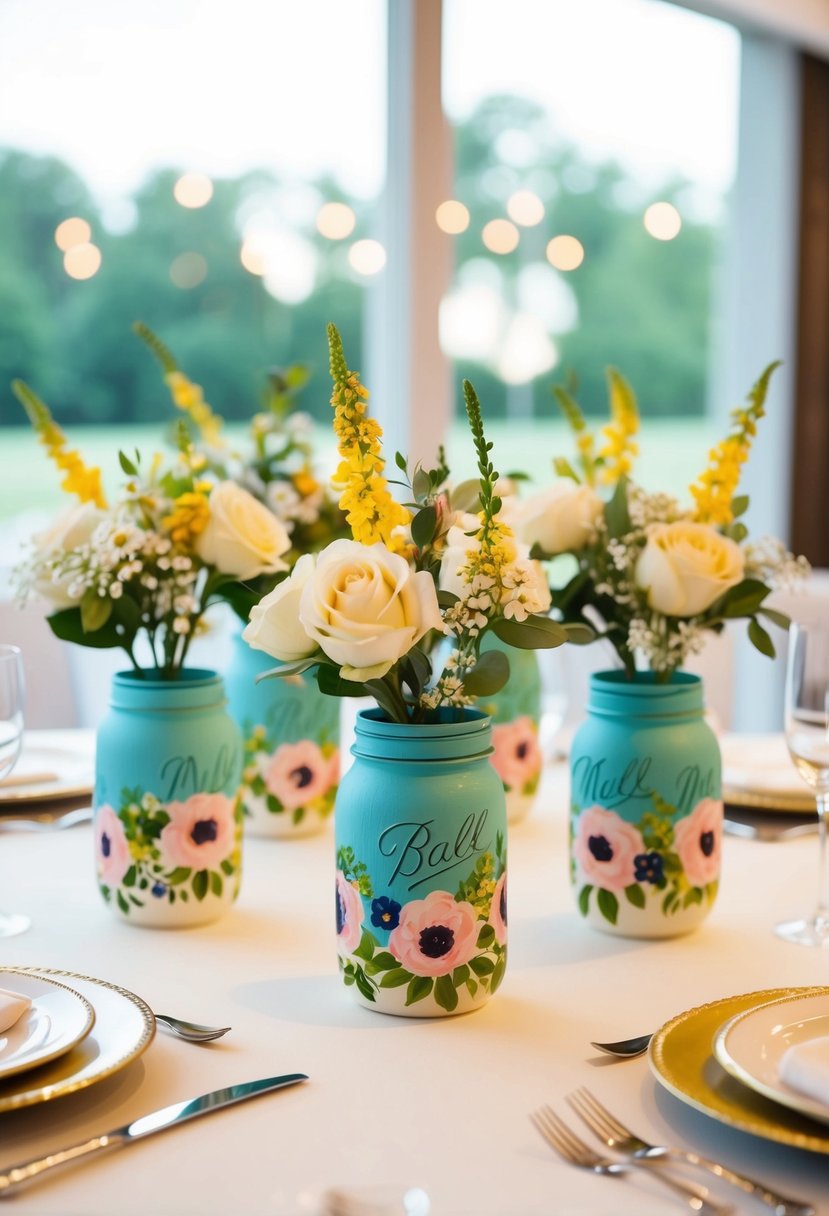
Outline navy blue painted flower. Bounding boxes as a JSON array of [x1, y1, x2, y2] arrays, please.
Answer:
[[371, 895, 401, 931], [152, 881, 167, 899], [633, 851, 664, 884]]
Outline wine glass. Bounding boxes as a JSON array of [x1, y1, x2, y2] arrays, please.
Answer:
[[0, 645, 30, 937], [776, 621, 829, 946]]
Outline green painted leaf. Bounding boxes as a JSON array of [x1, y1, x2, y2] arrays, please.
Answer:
[[476, 923, 496, 949], [453, 964, 470, 986], [210, 871, 223, 898], [266, 794, 283, 815], [434, 975, 459, 1013], [624, 883, 645, 909], [167, 867, 192, 885], [192, 870, 209, 901], [490, 955, 506, 993], [220, 860, 234, 877], [380, 968, 411, 988], [116, 890, 130, 915], [683, 886, 703, 908], [405, 976, 434, 1006], [122, 866, 137, 888], [466, 978, 479, 997], [469, 955, 495, 977], [463, 649, 510, 697], [597, 888, 619, 925], [577, 884, 593, 917], [292, 807, 304, 825], [352, 929, 378, 963], [491, 614, 568, 650], [354, 966, 377, 1002], [370, 951, 400, 972]]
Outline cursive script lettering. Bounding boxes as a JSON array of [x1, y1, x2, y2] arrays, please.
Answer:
[[378, 809, 491, 892], [571, 754, 653, 809], [675, 764, 716, 815], [161, 744, 236, 801]]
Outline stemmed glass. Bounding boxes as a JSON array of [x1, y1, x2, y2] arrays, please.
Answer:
[[0, 645, 30, 937], [776, 621, 829, 946]]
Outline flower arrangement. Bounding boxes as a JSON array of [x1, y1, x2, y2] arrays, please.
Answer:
[[12, 381, 291, 678], [514, 362, 807, 678], [243, 323, 573, 722]]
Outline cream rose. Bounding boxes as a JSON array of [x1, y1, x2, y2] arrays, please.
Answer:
[[33, 501, 104, 606], [243, 553, 317, 662], [299, 538, 444, 682], [515, 482, 603, 555], [197, 481, 291, 581], [635, 521, 745, 617]]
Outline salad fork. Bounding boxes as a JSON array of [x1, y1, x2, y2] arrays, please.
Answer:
[[530, 1105, 731, 1215], [567, 1087, 815, 1216]]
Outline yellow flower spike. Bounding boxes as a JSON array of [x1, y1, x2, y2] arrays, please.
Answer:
[[690, 360, 781, 525], [162, 491, 210, 544], [598, 368, 639, 487], [327, 323, 410, 549], [12, 380, 107, 508], [134, 321, 226, 450]]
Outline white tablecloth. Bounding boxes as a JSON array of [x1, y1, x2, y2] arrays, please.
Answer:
[[2, 730, 829, 1215]]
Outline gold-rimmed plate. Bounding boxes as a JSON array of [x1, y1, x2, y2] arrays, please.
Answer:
[[0, 968, 155, 1113], [0, 971, 95, 1081], [0, 742, 93, 806], [649, 986, 829, 1154], [721, 733, 815, 814]]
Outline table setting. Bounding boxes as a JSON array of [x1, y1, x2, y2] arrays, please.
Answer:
[[2, 335, 829, 1213]]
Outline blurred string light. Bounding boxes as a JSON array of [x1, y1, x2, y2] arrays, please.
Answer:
[[64, 243, 102, 280], [546, 235, 584, 271], [497, 313, 557, 385], [435, 200, 469, 234], [316, 202, 356, 239], [54, 217, 91, 251], [482, 219, 519, 254], [173, 173, 213, 209], [506, 190, 544, 227], [239, 221, 316, 302], [170, 252, 207, 289], [644, 201, 682, 240], [348, 239, 386, 276]]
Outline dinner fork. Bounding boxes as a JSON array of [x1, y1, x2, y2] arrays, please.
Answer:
[[567, 1087, 815, 1216], [530, 1105, 731, 1215]]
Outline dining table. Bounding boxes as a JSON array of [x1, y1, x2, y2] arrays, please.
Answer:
[[2, 728, 829, 1216]]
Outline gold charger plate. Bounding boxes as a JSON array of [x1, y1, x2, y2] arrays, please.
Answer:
[[721, 733, 815, 814], [649, 986, 829, 1154], [0, 968, 155, 1113], [0, 743, 93, 806]]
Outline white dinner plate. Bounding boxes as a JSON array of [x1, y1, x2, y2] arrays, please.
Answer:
[[0, 970, 95, 1081], [0, 968, 155, 1112], [713, 991, 829, 1125], [0, 742, 94, 805], [720, 732, 815, 812]]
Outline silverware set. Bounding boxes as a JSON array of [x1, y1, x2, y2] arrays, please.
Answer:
[[532, 1088, 815, 1216]]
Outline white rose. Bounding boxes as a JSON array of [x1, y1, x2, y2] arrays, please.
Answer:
[[33, 502, 104, 607], [242, 553, 317, 663], [515, 482, 603, 555], [299, 538, 444, 682], [197, 481, 291, 581], [635, 521, 745, 617]]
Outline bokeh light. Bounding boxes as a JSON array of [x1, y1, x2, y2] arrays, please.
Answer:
[[348, 239, 386, 276], [316, 202, 356, 239], [435, 200, 470, 234], [545, 235, 585, 271], [506, 190, 544, 227], [54, 217, 91, 251], [644, 201, 682, 240], [240, 237, 267, 276], [173, 173, 214, 209], [482, 219, 519, 255], [170, 252, 208, 289], [64, 243, 102, 280]]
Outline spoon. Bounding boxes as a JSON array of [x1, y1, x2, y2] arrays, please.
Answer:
[[0, 807, 93, 832], [153, 1014, 232, 1042], [590, 1032, 652, 1058]]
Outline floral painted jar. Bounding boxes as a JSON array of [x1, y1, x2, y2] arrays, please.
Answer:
[[223, 629, 340, 838], [569, 671, 722, 939], [478, 636, 543, 825], [94, 669, 243, 928], [335, 709, 507, 1017]]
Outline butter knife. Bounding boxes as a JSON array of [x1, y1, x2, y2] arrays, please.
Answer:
[[0, 1072, 308, 1197]]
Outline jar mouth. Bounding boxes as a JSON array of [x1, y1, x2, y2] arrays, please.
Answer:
[[114, 668, 220, 687], [587, 668, 704, 718], [353, 708, 493, 761], [110, 669, 227, 712]]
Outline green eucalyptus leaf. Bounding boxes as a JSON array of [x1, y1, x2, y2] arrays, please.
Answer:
[[394, 451, 408, 472], [48, 606, 124, 651], [562, 622, 595, 645], [118, 450, 138, 476], [758, 607, 791, 631], [491, 614, 568, 650], [717, 578, 770, 619], [462, 648, 510, 697], [411, 505, 437, 549], [730, 494, 749, 519], [604, 476, 631, 539], [316, 664, 369, 698], [80, 591, 113, 634], [437, 590, 459, 609], [553, 456, 580, 483], [255, 657, 319, 683], [412, 467, 431, 501], [748, 617, 776, 658], [450, 479, 482, 514]]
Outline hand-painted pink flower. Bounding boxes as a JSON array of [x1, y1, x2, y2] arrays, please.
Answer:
[[95, 804, 132, 887], [159, 792, 236, 872], [491, 716, 542, 792], [265, 740, 336, 810], [573, 805, 644, 892], [673, 797, 723, 888], [490, 871, 507, 946], [336, 869, 364, 954], [388, 890, 480, 978]]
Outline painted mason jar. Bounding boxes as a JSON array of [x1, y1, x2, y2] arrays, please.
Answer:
[[94, 669, 243, 928], [569, 671, 722, 939], [478, 635, 543, 826], [224, 629, 340, 838], [335, 709, 507, 1017]]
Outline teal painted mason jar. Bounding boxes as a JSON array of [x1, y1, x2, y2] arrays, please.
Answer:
[[335, 708, 507, 1017], [569, 671, 722, 939], [224, 629, 340, 838], [94, 669, 243, 929], [477, 634, 543, 826]]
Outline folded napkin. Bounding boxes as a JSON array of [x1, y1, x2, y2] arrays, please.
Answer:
[[0, 986, 32, 1033], [779, 1037, 829, 1107]]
